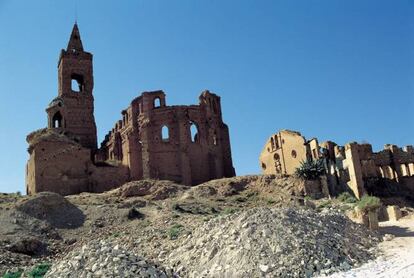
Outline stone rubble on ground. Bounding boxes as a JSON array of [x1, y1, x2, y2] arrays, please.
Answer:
[[165, 207, 380, 278], [45, 240, 174, 278]]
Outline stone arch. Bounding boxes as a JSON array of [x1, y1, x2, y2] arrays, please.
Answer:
[[52, 111, 63, 128], [161, 125, 169, 141], [71, 73, 84, 93], [190, 121, 199, 143], [154, 97, 161, 108]]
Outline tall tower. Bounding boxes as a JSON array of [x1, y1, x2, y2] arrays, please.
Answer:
[[46, 23, 97, 151]]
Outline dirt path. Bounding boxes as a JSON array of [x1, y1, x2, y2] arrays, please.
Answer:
[[323, 216, 414, 278]]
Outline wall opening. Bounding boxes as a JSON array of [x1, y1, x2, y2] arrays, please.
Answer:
[[291, 150, 297, 158], [161, 125, 169, 142], [71, 74, 84, 93], [213, 131, 218, 146], [154, 97, 161, 108], [271, 138, 275, 150], [52, 111, 63, 128], [190, 122, 199, 143]]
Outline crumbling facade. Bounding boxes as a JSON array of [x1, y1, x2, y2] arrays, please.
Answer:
[[260, 130, 414, 199], [26, 24, 235, 196]]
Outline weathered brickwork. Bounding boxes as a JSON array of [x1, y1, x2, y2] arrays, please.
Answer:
[[26, 24, 235, 195], [260, 130, 414, 199]]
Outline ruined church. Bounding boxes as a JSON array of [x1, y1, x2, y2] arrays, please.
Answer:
[[26, 24, 235, 196]]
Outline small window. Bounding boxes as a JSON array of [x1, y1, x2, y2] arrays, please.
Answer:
[[154, 97, 161, 108], [274, 153, 280, 161], [71, 74, 84, 93], [261, 162, 267, 170], [161, 125, 169, 141], [52, 111, 63, 128], [213, 131, 218, 146], [190, 121, 199, 143], [291, 150, 297, 158], [271, 138, 275, 150]]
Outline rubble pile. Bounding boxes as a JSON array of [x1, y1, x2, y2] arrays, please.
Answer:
[[166, 207, 380, 278], [45, 240, 172, 278]]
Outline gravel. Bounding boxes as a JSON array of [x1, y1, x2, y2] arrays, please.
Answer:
[[45, 240, 174, 278], [165, 207, 380, 277]]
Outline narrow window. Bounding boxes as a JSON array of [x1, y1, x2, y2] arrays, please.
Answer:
[[161, 125, 169, 141], [154, 97, 161, 108], [52, 111, 63, 128], [71, 74, 84, 93], [271, 138, 275, 150], [190, 121, 199, 143], [213, 131, 218, 146]]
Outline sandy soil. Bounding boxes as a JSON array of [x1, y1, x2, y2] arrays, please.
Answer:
[[323, 215, 414, 278]]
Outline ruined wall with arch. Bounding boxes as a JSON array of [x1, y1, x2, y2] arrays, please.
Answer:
[[98, 90, 235, 186]]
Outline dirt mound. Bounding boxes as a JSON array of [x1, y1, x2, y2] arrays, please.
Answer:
[[183, 175, 305, 205], [166, 207, 380, 277], [15, 192, 85, 229], [115, 179, 189, 200]]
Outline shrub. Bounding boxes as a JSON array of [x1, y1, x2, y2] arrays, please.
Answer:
[[337, 192, 357, 203], [295, 159, 325, 180], [356, 195, 381, 213], [168, 224, 184, 240], [28, 263, 51, 278], [221, 207, 238, 215], [3, 270, 23, 278]]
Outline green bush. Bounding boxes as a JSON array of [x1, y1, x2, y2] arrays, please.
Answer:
[[337, 192, 357, 203], [295, 159, 325, 180], [221, 207, 238, 215], [168, 224, 184, 240], [356, 195, 381, 212], [3, 270, 23, 278], [28, 263, 51, 278]]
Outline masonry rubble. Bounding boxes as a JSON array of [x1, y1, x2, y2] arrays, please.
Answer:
[[165, 207, 380, 278], [45, 240, 173, 278]]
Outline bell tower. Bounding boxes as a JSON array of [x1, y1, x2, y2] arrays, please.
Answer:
[[46, 23, 97, 151]]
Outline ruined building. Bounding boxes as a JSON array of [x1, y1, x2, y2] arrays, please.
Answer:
[[260, 130, 414, 199], [26, 24, 235, 196]]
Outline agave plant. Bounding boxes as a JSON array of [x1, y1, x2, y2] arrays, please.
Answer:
[[295, 159, 325, 180]]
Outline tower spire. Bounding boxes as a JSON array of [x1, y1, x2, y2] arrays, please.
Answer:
[[67, 23, 84, 52]]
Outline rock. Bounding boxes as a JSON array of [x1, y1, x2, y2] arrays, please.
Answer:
[[259, 264, 269, 272], [127, 207, 145, 220], [7, 237, 46, 255]]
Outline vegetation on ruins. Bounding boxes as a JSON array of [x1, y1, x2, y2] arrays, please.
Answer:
[[294, 159, 325, 180], [337, 192, 357, 204], [356, 195, 381, 213]]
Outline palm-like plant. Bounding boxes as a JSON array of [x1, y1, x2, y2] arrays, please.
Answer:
[[295, 159, 325, 180]]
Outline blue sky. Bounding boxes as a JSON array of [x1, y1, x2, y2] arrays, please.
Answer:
[[0, 0, 412, 193]]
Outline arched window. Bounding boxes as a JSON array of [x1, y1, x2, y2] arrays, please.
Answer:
[[154, 97, 161, 108], [161, 125, 169, 141], [52, 111, 63, 128], [271, 137, 275, 150], [71, 74, 84, 93], [190, 121, 199, 143]]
